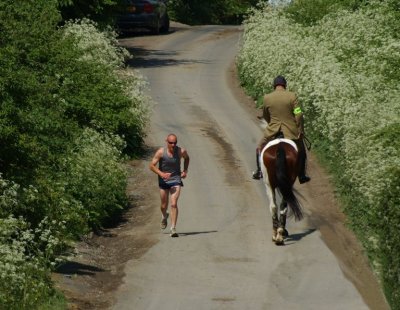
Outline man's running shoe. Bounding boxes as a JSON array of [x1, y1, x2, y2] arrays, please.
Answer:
[[160, 213, 169, 230], [170, 227, 178, 237]]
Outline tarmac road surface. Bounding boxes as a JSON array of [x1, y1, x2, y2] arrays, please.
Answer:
[[113, 24, 388, 310]]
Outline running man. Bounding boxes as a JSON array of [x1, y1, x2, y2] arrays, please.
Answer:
[[149, 133, 190, 237]]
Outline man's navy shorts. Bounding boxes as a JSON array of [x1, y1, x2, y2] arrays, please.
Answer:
[[158, 181, 183, 190]]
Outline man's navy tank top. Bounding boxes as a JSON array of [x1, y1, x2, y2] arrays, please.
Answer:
[[158, 147, 181, 185]]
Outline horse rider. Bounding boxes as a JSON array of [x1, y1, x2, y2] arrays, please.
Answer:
[[252, 75, 311, 184]]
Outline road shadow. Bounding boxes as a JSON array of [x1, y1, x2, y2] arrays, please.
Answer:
[[163, 230, 218, 237], [179, 230, 218, 236], [55, 261, 105, 276], [118, 30, 211, 69], [283, 228, 316, 245], [118, 27, 177, 39], [124, 46, 211, 68]]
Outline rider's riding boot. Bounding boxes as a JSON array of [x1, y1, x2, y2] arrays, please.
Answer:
[[252, 148, 263, 180], [297, 139, 311, 184]]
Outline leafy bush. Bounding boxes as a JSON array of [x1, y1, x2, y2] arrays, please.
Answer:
[[0, 176, 72, 309], [0, 4, 150, 181], [168, 0, 258, 25], [237, 1, 400, 307], [60, 18, 151, 154], [61, 128, 128, 228], [0, 1, 151, 308], [0, 211, 64, 309], [57, 0, 121, 25], [0, 0, 151, 221], [284, 0, 368, 25], [0, 0, 72, 182], [63, 18, 129, 68], [0, 216, 50, 309]]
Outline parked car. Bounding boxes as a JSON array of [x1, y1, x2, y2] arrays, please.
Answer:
[[115, 0, 170, 35]]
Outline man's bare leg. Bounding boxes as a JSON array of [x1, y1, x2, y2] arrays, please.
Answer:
[[169, 186, 181, 236], [159, 189, 169, 229]]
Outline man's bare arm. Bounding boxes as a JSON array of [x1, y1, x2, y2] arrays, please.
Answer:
[[180, 148, 190, 178], [149, 148, 165, 177]]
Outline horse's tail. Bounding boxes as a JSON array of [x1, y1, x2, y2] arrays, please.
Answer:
[[276, 145, 303, 221]]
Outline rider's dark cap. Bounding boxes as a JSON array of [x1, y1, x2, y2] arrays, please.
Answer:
[[273, 75, 287, 88]]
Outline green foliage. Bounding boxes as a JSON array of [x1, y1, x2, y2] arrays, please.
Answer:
[[370, 123, 400, 306], [168, 0, 259, 25], [0, 0, 61, 47], [60, 18, 150, 154], [0, 0, 71, 182], [284, 0, 368, 25], [0, 215, 62, 309], [61, 129, 128, 228], [0, 0, 150, 308], [0, 4, 149, 180], [38, 291, 67, 310], [237, 1, 400, 307], [57, 0, 121, 25], [377, 168, 400, 306]]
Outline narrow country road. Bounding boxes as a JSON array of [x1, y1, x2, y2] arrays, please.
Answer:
[[112, 24, 388, 310]]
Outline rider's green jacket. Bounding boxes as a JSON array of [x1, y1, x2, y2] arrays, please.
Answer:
[[262, 88, 302, 140]]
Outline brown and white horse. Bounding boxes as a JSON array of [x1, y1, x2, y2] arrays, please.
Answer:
[[260, 138, 303, 245]]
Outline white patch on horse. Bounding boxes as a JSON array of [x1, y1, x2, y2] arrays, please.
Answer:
[[264, 138, 298, 152]]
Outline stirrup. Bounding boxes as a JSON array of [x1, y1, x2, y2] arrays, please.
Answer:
[[299, 175, 311, 184]]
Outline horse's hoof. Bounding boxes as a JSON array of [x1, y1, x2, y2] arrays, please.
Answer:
[[272, 229, 278, 242], [275, 228, 285, 245], [252, 170, 263, 180], [275, 237, 285, 245]]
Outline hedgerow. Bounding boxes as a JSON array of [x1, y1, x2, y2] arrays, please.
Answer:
[[59, 18, 150, 153], [60, 128, 128, 229], [0, 182, 65, 309], [167, 0, 259, 25], [237, 1, 400, 307], [0, 0, 150, 308]]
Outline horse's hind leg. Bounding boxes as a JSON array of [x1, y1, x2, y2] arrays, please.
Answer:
[[272, 212, 279, 242], [279, 200, 289, 238], [265, 185, 279, 242], [274, 200, 288, 245]]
